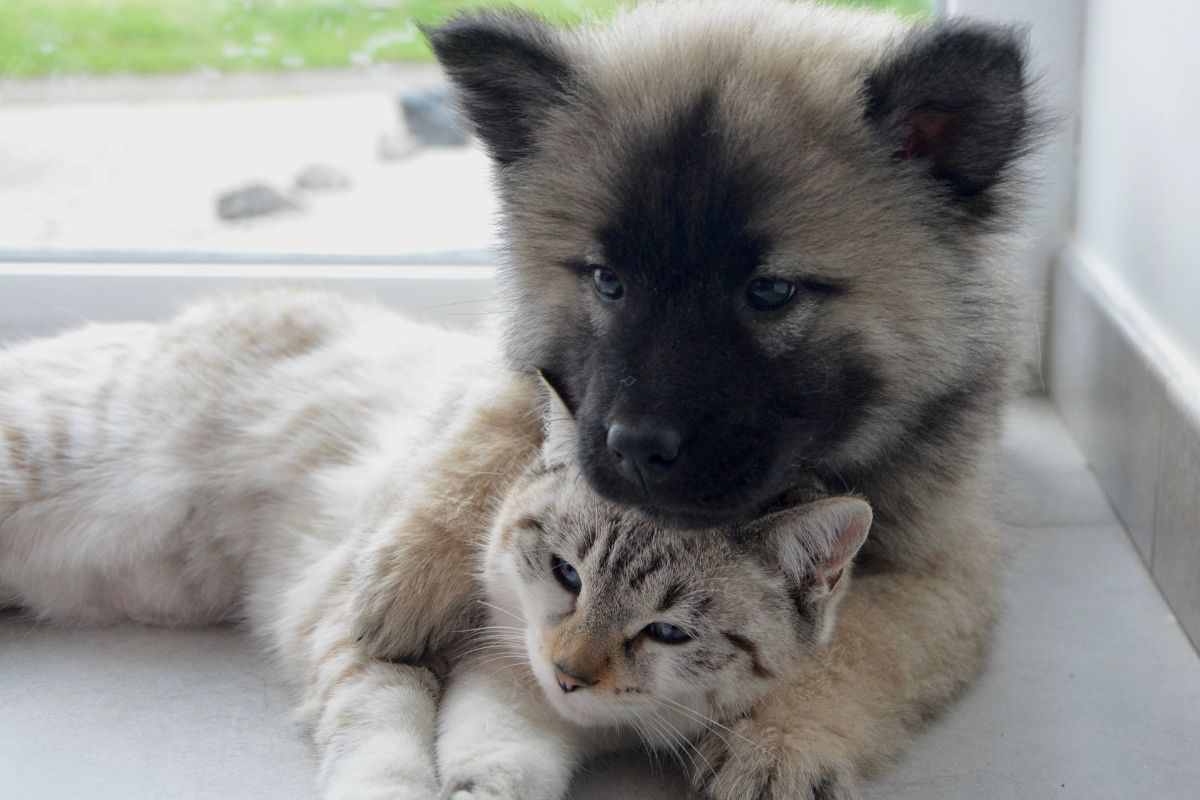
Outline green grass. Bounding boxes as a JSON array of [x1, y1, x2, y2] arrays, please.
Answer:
[[0, 1, 932, 78]]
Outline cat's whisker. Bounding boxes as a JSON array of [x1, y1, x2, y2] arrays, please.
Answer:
[[452, 624, 525, 635], [461, 629, 525, 640], [457, 646, 523, 662], [475, 599, 524, 623], [633, 714, 672, 777], [456, 640, 526, 661], [625, 710, 664, 776], [458, 637, 524, 652], [641, 707, 692, 774], [468, 655, 530, 673], [651, 695, 769, 757], [654, 708, 715, 779], [461, 632, 526, 646], [638, 711, 683, 772]]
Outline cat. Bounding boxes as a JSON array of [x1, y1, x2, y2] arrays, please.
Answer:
[[437, 376, 872, 799], [0, 289, 870, 800]]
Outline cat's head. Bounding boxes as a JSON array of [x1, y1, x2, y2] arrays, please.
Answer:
[[480, 375, 872, 730]]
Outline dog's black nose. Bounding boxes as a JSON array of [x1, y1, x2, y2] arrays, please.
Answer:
[[607, 418, 682, 482]]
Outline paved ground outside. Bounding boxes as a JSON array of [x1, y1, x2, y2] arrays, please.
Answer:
[[0, 67, 499, 258]]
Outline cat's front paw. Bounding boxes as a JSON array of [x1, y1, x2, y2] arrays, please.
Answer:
[[691, 715, 861, 800]]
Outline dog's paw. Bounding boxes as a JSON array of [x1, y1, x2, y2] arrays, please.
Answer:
[[691, 715, 861, 800], [349, 544, 475, 669]]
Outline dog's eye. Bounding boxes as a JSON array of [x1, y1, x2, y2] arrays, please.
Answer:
[[592, 268, 625, 302], [644, 621, 692, 645], [551, 554, 582, 594], [746, 277, 797, 311]]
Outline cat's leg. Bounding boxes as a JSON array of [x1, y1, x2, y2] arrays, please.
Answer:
[[690, 509, 1000, 800], [277, 546, 445, 800], [436, 662, 586, 800], [312, 654, 443, 800]]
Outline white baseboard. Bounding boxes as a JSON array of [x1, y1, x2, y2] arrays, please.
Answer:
[[1050, 243, 1200, 650]]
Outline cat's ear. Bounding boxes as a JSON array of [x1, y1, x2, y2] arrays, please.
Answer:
[[424, 11, 578, 166], [537, 370, 577, 469], [753, 497, 873, 599], [865, 20, 1033, 213]]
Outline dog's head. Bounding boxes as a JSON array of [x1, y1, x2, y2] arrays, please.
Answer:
[[428, 1, 1037, 526]]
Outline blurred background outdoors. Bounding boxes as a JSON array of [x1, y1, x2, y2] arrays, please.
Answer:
[[0, 0, 931, 261]]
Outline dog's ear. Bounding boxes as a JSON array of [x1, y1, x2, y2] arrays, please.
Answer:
[[865, 20, 1033, 210], [537, 370, 577, 469], [424, 11, 577, 165]]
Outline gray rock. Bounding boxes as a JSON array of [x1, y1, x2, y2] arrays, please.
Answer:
[[377, 130, 422, 162], [294, 164, 351, 192], [398, 87, 468, 147], [216, 183, 300, 221]]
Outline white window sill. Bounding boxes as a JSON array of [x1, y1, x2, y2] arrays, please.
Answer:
[[0, 261, 499, 342]]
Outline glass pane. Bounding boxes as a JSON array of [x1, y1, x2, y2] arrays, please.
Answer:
[[0, 0, 933, 261]]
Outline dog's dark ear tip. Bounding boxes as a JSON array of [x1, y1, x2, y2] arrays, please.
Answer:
[[416, 20, 439, 42], [865, 19, 1037, 216], [422, 10, 576, 166]]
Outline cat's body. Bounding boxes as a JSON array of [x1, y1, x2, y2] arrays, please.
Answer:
[[1, 289, 870, 799]]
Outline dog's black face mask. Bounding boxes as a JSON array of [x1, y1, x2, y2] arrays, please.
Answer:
[[530, 95, 881, 527], [544, 309, 879, 528]]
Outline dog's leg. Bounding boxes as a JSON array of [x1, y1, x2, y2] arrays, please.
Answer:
[[350, 373, 542, 662]]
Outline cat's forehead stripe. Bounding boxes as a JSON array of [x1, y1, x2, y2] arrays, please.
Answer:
[[626, 552, 665, 590], [575, 524, 597, 562], [592, 515, 625, 574], [657, 581, 686, 613]]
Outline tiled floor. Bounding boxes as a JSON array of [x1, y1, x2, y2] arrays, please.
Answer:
[[2, 398, 1198, 799]]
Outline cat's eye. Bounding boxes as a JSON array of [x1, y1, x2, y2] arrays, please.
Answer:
[[592, 267, 625, 302], [550, 555, 582, 594], [746, 277, 797, 311], [643, 621, 692, 645]]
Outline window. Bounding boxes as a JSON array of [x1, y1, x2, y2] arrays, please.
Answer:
[[2, 1, 936, 339], [0, 0, 932, 267]]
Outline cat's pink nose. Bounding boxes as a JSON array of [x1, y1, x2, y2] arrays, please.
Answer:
[[554, 664, 596, 693]]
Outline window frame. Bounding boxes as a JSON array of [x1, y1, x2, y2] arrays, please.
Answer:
[[0, 261, 499, 341]]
